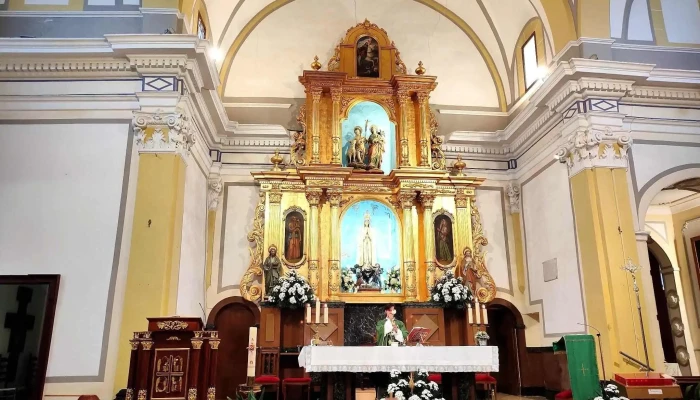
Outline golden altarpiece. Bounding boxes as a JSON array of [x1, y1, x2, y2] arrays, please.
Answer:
[[239, 20, 496, 308]]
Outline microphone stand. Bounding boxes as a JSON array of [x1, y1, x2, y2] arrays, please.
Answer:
[[579, 323, 606, 391]]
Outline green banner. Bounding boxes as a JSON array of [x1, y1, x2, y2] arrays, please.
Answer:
[[554, 335, 600, 400]]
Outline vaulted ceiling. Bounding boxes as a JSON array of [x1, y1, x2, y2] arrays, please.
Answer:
[[203, 0, 572, 112]]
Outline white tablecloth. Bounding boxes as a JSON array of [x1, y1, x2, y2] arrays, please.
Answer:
[[298, 346, 499, 373]]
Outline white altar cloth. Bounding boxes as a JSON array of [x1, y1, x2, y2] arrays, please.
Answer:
[[298, 346, 499, 373]]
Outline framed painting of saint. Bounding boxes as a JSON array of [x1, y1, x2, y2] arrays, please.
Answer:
[[356, 35, 379, 78], [283, 208, 306, 265], [433, 212, 455, 267]]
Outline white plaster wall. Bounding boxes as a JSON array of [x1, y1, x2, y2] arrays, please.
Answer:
[[632, 143, 700, 195], [521, 162, 586, 337], [628, 0, 653, 41], [661, 0, 700, 44], [219, 183, 259, 290], [474, 188, 512, 293], [0, 123, 129, 378], [176, 161, 208, 318]]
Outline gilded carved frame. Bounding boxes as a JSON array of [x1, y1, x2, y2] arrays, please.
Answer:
[[280, 205, 308, 268], [432, 208, 457, 270]]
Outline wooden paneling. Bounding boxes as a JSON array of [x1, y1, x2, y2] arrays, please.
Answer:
[[403, 307, 445, 346], [281, 308, 305, 349], [303, 307, 345, 346], [443, 308, 467, 346], [259, 307, 281, 348]]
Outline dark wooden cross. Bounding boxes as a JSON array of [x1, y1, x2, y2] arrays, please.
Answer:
[[4, 286, 35, 381]]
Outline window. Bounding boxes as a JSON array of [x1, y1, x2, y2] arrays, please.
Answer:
[[197, 13, 207, 40], [522, 33, 538, 90]]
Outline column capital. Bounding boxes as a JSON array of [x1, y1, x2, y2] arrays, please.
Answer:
[[207, 176, 223, 210], [305, 188, 323, 206], [506, 182, 521, 214], [554, 126, 632, 177], [635, 231, 651, 242], [419, 191, 436, 208], [133, 109, 195, 159], [268, 191, 283, 204], [309, 86, 323, 101], [416, 92, 430, 105], [326, 188, 342, 207], [330, 87, 342, 102], [398, 190, 416, 209]]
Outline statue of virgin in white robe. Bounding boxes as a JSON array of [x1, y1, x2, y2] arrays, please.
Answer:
[[356, 211, 376, 268]]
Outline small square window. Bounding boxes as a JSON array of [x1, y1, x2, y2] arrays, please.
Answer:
[[197, 14, 207, 40], [522, 34, 538, 90]]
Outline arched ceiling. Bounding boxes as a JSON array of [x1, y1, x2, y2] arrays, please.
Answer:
[[206, 0, 563, 111]]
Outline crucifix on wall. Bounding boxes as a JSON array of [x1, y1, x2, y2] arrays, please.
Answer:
[[4, 286, 35, 382]]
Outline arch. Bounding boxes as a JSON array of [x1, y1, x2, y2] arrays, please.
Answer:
[[539, 0, 577, 52], [216, 0, 508, 111], [488, 298, 525, 328], [635, 164, 700, 228], [207, 295, 260, 326], [486, 298, 526, 394], [187, 0, 211, 39], [512, 17, 546, 97]]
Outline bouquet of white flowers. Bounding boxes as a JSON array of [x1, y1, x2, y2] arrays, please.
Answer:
[[429, 271, 473, 308], [384, 267, 402, 293], [267, 270, 315, 309], [381, 369, 443, 400], [341, 268, 357, 293], [593, 383, 629, 400]]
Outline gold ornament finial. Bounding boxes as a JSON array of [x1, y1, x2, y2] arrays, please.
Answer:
[[415, 61, 426, 75], [270, 149, 284, 171], [311, 56, 322, 71], [452, 155, 466, 176]]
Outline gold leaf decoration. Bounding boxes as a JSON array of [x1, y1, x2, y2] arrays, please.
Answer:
[[471, 198, 496, 302], [157, 321, 188, 330], [240, 193, 265, 302]]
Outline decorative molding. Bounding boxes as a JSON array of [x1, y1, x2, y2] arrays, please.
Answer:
[[207, 175, 223, 210], [133, 109, 195, 159], [554, 126, 632, 177], [156, 320, 188, 330], [506, 182, 521, 214]]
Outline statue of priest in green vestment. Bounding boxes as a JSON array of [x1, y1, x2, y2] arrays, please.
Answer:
[[375, 304, 408, 346]]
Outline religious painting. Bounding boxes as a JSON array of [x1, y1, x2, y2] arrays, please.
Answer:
[[433, 211, 455, 267], [341, 101, 396, 175], [282, 207, 306, 267], [340, 200, 400, 294], [151, 349, 189, 398], [356, 35, 379, 77]]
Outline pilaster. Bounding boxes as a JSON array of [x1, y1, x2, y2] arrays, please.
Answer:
[[399, 190, 417, 301], [397, 90, 411, 167], [205, 169, 222, 290], [309, 87, 322, 165], [507, 182, 526, 294], [419, 192, 437, 292], [327, 188, 342, 300], [330, 88, 342, 165], [306, 188, 322, 293], [635, 231, 665, 372], [417, 92, 431, 168], [115, 109, 192, 391]]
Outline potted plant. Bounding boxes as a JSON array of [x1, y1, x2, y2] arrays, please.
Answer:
[[475, 330, 489, 346], [429, 271, 474, 309], [266, 270, 315, 309]]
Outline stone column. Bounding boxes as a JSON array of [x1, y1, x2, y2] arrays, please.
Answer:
[[115, 110, 192, 390], [417, 92, 431, 168], [310, 87, 322, 164], [397, 90, 411, 167], [399, 190, 417, 301], [555, 123, 658, 374], [419, 191, 437, 292], [506, 182, 526, 294], [330, 88, 342, 165], [327, 189, 342, 299], [306, 188, 323, 293]]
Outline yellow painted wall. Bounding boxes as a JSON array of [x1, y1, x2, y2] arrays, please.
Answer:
[[577, 0, 611, 38]]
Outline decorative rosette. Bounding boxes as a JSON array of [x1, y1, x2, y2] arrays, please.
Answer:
[[267, 270, 315, 309], [429, 271, 474, 308]]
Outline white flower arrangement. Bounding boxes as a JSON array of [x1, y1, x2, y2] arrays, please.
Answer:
[[382, 370, 443, 400], [267, 270, 315, 309], [384, 267, 402, 293], [430, 271, 474, 308], [593, 383, 629, 400], [341, 268, 357, 293]]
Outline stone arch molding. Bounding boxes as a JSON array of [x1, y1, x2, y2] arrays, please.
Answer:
[[216, 0, 510, 111], [636, 165, 700, 229]]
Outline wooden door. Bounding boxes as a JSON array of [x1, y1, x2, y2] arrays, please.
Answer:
[[208, 297, 260, 399], [486, 306, 520, 395]]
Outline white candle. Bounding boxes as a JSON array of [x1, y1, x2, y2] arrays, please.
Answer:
[[482, 304, 489, 325], [475, 299, 481, 325], [467, 304, 473, 324], [315, 299, 321, 323], [323, 304, 328, 324], [246, 327, 257, 377], [305, 303, 311, 324]]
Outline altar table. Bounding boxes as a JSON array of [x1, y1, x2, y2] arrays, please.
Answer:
[[298, 346, 498, 400]]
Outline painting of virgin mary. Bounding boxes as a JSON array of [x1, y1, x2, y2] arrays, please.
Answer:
[[284, 212, 304, 263]]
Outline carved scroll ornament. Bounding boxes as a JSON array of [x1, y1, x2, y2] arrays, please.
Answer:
[[240, 193, 266, 302]]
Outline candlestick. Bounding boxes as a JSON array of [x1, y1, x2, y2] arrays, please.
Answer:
[[306, 303, 311, 324], [482, 304, 488, 325], [475, 298, 481, 325], [246, 327, 257, 377], [315, 299, 321, 323], [467, 303, 473, 324], [323, 304, 328, 324]]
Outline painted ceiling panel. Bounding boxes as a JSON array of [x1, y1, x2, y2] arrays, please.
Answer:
[[481, 0, 538, 66]]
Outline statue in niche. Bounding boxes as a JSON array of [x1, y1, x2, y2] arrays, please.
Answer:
[[366, 123, 386, 170], [434, 215, 454, 265], [263, 245, 282, 295], [346, 126, 367, 167], [284, 212, 304, 263], [356, 36, 379, 77], [352, 211, 382, 289], [455, 247, 477, 293]]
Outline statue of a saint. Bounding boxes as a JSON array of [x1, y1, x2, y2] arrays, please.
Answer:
[[367, 125, 385, 169], [286, 216, 302, 261], [455, 247, 477, 293], [357, 211, 376, 268], [346, 126, 366, 166], [263, 245, 281, 295]]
